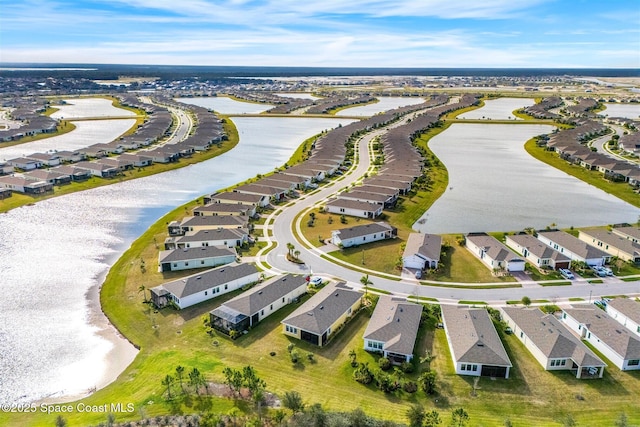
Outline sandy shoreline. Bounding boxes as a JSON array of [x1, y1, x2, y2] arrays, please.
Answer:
[[38, 276, 139, 405]]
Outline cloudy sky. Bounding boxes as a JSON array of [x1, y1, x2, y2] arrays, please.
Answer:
[[1, 0, 638, 68]]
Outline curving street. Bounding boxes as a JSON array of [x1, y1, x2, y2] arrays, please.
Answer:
[[258, 117, 640, 305]]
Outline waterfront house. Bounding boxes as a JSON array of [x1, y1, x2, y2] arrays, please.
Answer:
[[578, 229, 640, 263], [282, 282, 362, 347], [505, 233, 571, 270], [325, 198, 383, 219], [537, 230, 610, 266], [0, 175, 53, 194], [363, 296, 422, 363], [466, 233, 525, 272], [206, 190, 269, 208], [158, 245, 237, 272], [168, 215, 249, 236], [150, 263, 260, 309], [441, 305, 512, 378], [402, 232, 442, 270], [164, 228, 249, 250]]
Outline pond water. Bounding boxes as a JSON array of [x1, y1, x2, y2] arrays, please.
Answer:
[[274, 93, 320, 100], [50, 98, 136, 119], [457, 98, 535, 120], [0, 116, 355, 405], [413, 123, 640, 234], [0, 119, 136, 160], [335, 97, 426, 116], [174, 97, 274, 114], [598, 103, 640, 119]]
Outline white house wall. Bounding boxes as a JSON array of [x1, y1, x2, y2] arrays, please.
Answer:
[[175, 271, 261, 309], [606, 305, 640, 337], [255, 283, 307, 323]]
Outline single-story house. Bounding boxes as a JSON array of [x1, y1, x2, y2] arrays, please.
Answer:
[[505, 233, 571, 270], [0, 188, 12, 199], [561, 306, 640, 371], [158, 245, 237, 272], [612, 226, 640, 244], [0, 175, 53, 194], [537, 230, 610, 267], [164, 228, 249, 250], [50, 165, 91, 181], [8, 157, 42, 171], [168, 215, 249, 236], [331, 221, 397, 248], [150, 263, 260, 309], [23, 169, 72, 185], [606, 298, 640, 337], [210, 274, 308, 335], [501, 307, 605, 379], [578, 229, 640, 263], [441, 305, 512, 378], [466, 233, 525, 272], [193, 203, 256, 217], [233, 183, 287, 202], [26, 152, 61, 167], [55, 150, 87, 163], [75, 161, 119, 178], [402, 232, 442, 270], [325, 198, 383, 219], [206, 191, 269, 207], [337, 190, 395, 207], [363, 296, 422, 364], [0, 162, 14, 175], [282, 282, 362, 347]]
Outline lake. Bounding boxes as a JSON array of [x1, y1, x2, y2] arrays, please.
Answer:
[[413, 123, 640, 234], [50, 98, 136, 119], [0, 116, 355, 405], [598, 103, 640, 119], [335, 97, 426, 116], [174, 97, 274, 114], [0, 119, 136, 160], [457, 98, 535, 120]]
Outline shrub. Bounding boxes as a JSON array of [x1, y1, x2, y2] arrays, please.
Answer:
[[378, 357, 391, 371], [290, 349, 300, 364], [401, 361, 415, 373], [403, 381, 418, 393]]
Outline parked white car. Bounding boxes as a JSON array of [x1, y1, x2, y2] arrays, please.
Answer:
[[559, 268, 575, 280]]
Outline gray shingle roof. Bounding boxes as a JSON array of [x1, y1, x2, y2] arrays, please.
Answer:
[[326, 198, 381, 212], [607, 298, 640, 325], [501, 307, 605, 367], [441, 305, 511, 367], [223, 274, 308, 316], [507, 234, 571, 262], [403, 233, 442, 262], [579, 229, 640, 258], [538, 230, 609, 260], [175, 228, 247, 243], [154, 263, 258, 298], [467, 233, 521, 263], [563, 306, 640, 360], [158, 245, 236, 263], [333, 222, 395, 240], [282, 282, 361, 334], [363, 296, 422, 356]]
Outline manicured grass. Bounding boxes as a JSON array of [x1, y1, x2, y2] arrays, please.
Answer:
[[524, 138, 640, 208], [621, 277, 640, 282], [588, 279, 604, 284], [569, 297, 585, 302], [539, 281, 572, 287], [430, 323, 640, 426], [458, 300, 488, 305], [0, 119, 240, 213], [524, 265, 563, 281]]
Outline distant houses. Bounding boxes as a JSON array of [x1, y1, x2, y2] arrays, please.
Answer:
[[210, 274, 308, 335], [282, 282, 362, 347], [363, 296, 422, 364], [150, 263, 260, 309], [441, 305, 512, 378]]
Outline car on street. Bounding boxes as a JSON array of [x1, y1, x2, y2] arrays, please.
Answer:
[[559, 268, 575, 280]]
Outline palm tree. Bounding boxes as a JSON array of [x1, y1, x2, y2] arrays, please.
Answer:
[[138, 285, 147, 302], [161, 374, 175, 399], [360, 274, 372, 296], [293, 249, 300, 260], [175, 365, 185, 392], [286, 242, 295, 257]]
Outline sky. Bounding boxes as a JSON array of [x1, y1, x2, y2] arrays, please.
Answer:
[[0, 0, 639, 68]]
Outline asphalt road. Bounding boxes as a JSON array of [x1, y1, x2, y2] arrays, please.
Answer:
[[260, 115, 640, 305]]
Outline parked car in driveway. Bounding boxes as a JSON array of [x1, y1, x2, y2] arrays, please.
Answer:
[[559, 268, 575, 280], [602, 267, 614, 276], [591, 265, 607, 277]]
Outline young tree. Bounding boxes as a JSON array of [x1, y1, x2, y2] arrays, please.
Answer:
[[425, 410, 442, 427], [282, 390, 305, 414], [138, 285, 148, 302], [161, 374, 175, 400], [419, 371, 437, 395], [188, 367, 204, 395], [406, 404, 426, 427], [55, 416, 67, 427], [521, 296, 532, 307], [360, 274, 372, 296], [175, 365, 185, 392], [451, 408, 469, 427]]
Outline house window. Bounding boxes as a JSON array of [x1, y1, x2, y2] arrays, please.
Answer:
[[225, 284, 228, 290], [173, 263, 177, 268], [563, 313, 567, 319], [520, 332, 524, 338], [561, 359, 566, 366], [201, 260, 205, 264], [637, 326, 640, 333], [472, 365, 477, 372], [340, 208, 345, 213], [348, 307, 352, 315], [551, 360, 556, 367], [185, 262, 189, 266], [628, 360, 639, 366], [205, 291, 208, 296], [270, 304, 273, 311], [261, 309, 264, 315], [285, 325, 297, 334], [282, 297, 285, 302]]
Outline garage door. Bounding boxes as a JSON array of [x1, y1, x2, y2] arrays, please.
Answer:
[[481, 365, 507, 378]]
